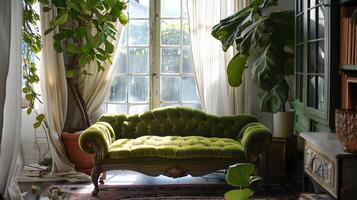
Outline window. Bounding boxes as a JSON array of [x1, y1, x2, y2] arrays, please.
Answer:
[[105, 0, 200, 114]]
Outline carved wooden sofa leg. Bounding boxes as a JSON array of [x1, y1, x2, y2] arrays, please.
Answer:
[[90, 142, 104, 196], [91, 165, 102, 196]]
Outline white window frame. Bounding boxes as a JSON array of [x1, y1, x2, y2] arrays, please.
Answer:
[[105, 0, 200, 114]]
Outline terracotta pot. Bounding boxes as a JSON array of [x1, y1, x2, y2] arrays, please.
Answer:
[[273, 110, 295, 138], [61, 132, 93, 175], [336, 109, 357, 153]]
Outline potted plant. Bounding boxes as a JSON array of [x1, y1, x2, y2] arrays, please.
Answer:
[[224, 163, 262, 200], [22, 0, 128, 174], [211, 0, 295, 138]]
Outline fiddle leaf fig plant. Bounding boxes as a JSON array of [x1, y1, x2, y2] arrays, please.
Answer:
[[225, 163, 262, 200], [212, 0, 294, 113]]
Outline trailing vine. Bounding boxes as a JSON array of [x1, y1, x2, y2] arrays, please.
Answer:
[[22, 0, 48, 129]]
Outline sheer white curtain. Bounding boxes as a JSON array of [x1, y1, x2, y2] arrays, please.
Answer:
[[227, 0, 251, 115], [188, 0, 250, 115], [40, 6, 90, 182], [81, 24, 124, 122], [0, 0, 24, 199]]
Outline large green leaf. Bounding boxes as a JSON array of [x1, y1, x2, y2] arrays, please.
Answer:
[[269, 11, 295, 46], [226, 163, 255, 187], [258, 80, 289, 113], [53, 13, 68, 25], [212, 7, 253, 52], [224, 188, 254, 200], [227, 54, 248, 87], [251, 44, 285, 91]]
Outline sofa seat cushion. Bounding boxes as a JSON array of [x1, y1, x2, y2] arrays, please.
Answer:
[[108, 135, 245, 159]]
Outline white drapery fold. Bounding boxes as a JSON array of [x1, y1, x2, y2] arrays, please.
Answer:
[[227, 0, 251, 115], [0, 0, 24, 199], [188, 0, 251, 115], [81, 24, 124, 122], [40, 6, 90, 182]]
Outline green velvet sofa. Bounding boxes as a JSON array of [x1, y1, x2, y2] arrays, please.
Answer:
[[79, 107, 272, 195]]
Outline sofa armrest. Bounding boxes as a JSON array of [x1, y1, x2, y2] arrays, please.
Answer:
[[238, 122, 272, 159], [79, 122, 115, 159]]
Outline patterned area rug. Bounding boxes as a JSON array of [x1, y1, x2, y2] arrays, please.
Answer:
[[43, 184, 229, 200], [38, 183, 300, 200]]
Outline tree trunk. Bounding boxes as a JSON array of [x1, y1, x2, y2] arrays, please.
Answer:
[[67, 78, 91, 130]]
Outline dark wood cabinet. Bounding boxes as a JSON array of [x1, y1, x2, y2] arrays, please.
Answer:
[[261, 137, 297, 183], [301, 132, 357, 199], [294, 0, 340, 133]]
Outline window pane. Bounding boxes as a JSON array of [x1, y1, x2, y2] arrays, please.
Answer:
[[183, 20, 189, 45], [298, 15, 304, 43], [161, 0, 181, 18], [183, 47, 193, 73], [161, 48, 180, 73], [129, 20, 149, 46], [308, 8, 316, 40], [317, 40, 325, 74], [129, 0, 149, 18], [109, 76, 127, 102], [129, 76, 148, 103], [129, 104, 149, 115], [307, 75, 325, 110], [182, 103, 201, 110], [116, 48, 127, 74], [107, 104, 127, 114], [161, 20, 181, 45], [182, 76, 199, 101], [129, 48, 149, 74], [308, 42, 316, 73], [317, 75, 325, 110], [307, 75, 316, 108], [317, 5, 325, 38], [161, 76, 180, 102]]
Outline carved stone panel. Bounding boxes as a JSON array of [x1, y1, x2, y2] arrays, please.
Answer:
[[304, 146, 335, 195]]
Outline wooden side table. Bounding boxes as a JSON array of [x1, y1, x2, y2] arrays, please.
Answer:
[[260, 136, 297, 183], [300, 132, 357, 199]]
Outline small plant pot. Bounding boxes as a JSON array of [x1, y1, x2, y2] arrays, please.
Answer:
[[336, 109, 357, 153], [61, 132, 93, 175], [273, 110, 295, 138]]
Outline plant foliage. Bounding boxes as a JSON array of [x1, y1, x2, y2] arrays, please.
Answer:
[[212, 0, 294, 113], [22, 0, 48, 130], [225, 163, 262, 200], [41, 0, 128, 74], [22, 0, 128, 130]]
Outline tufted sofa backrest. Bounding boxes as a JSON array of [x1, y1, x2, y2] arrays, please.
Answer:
[[98, 107, 258, 140]]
